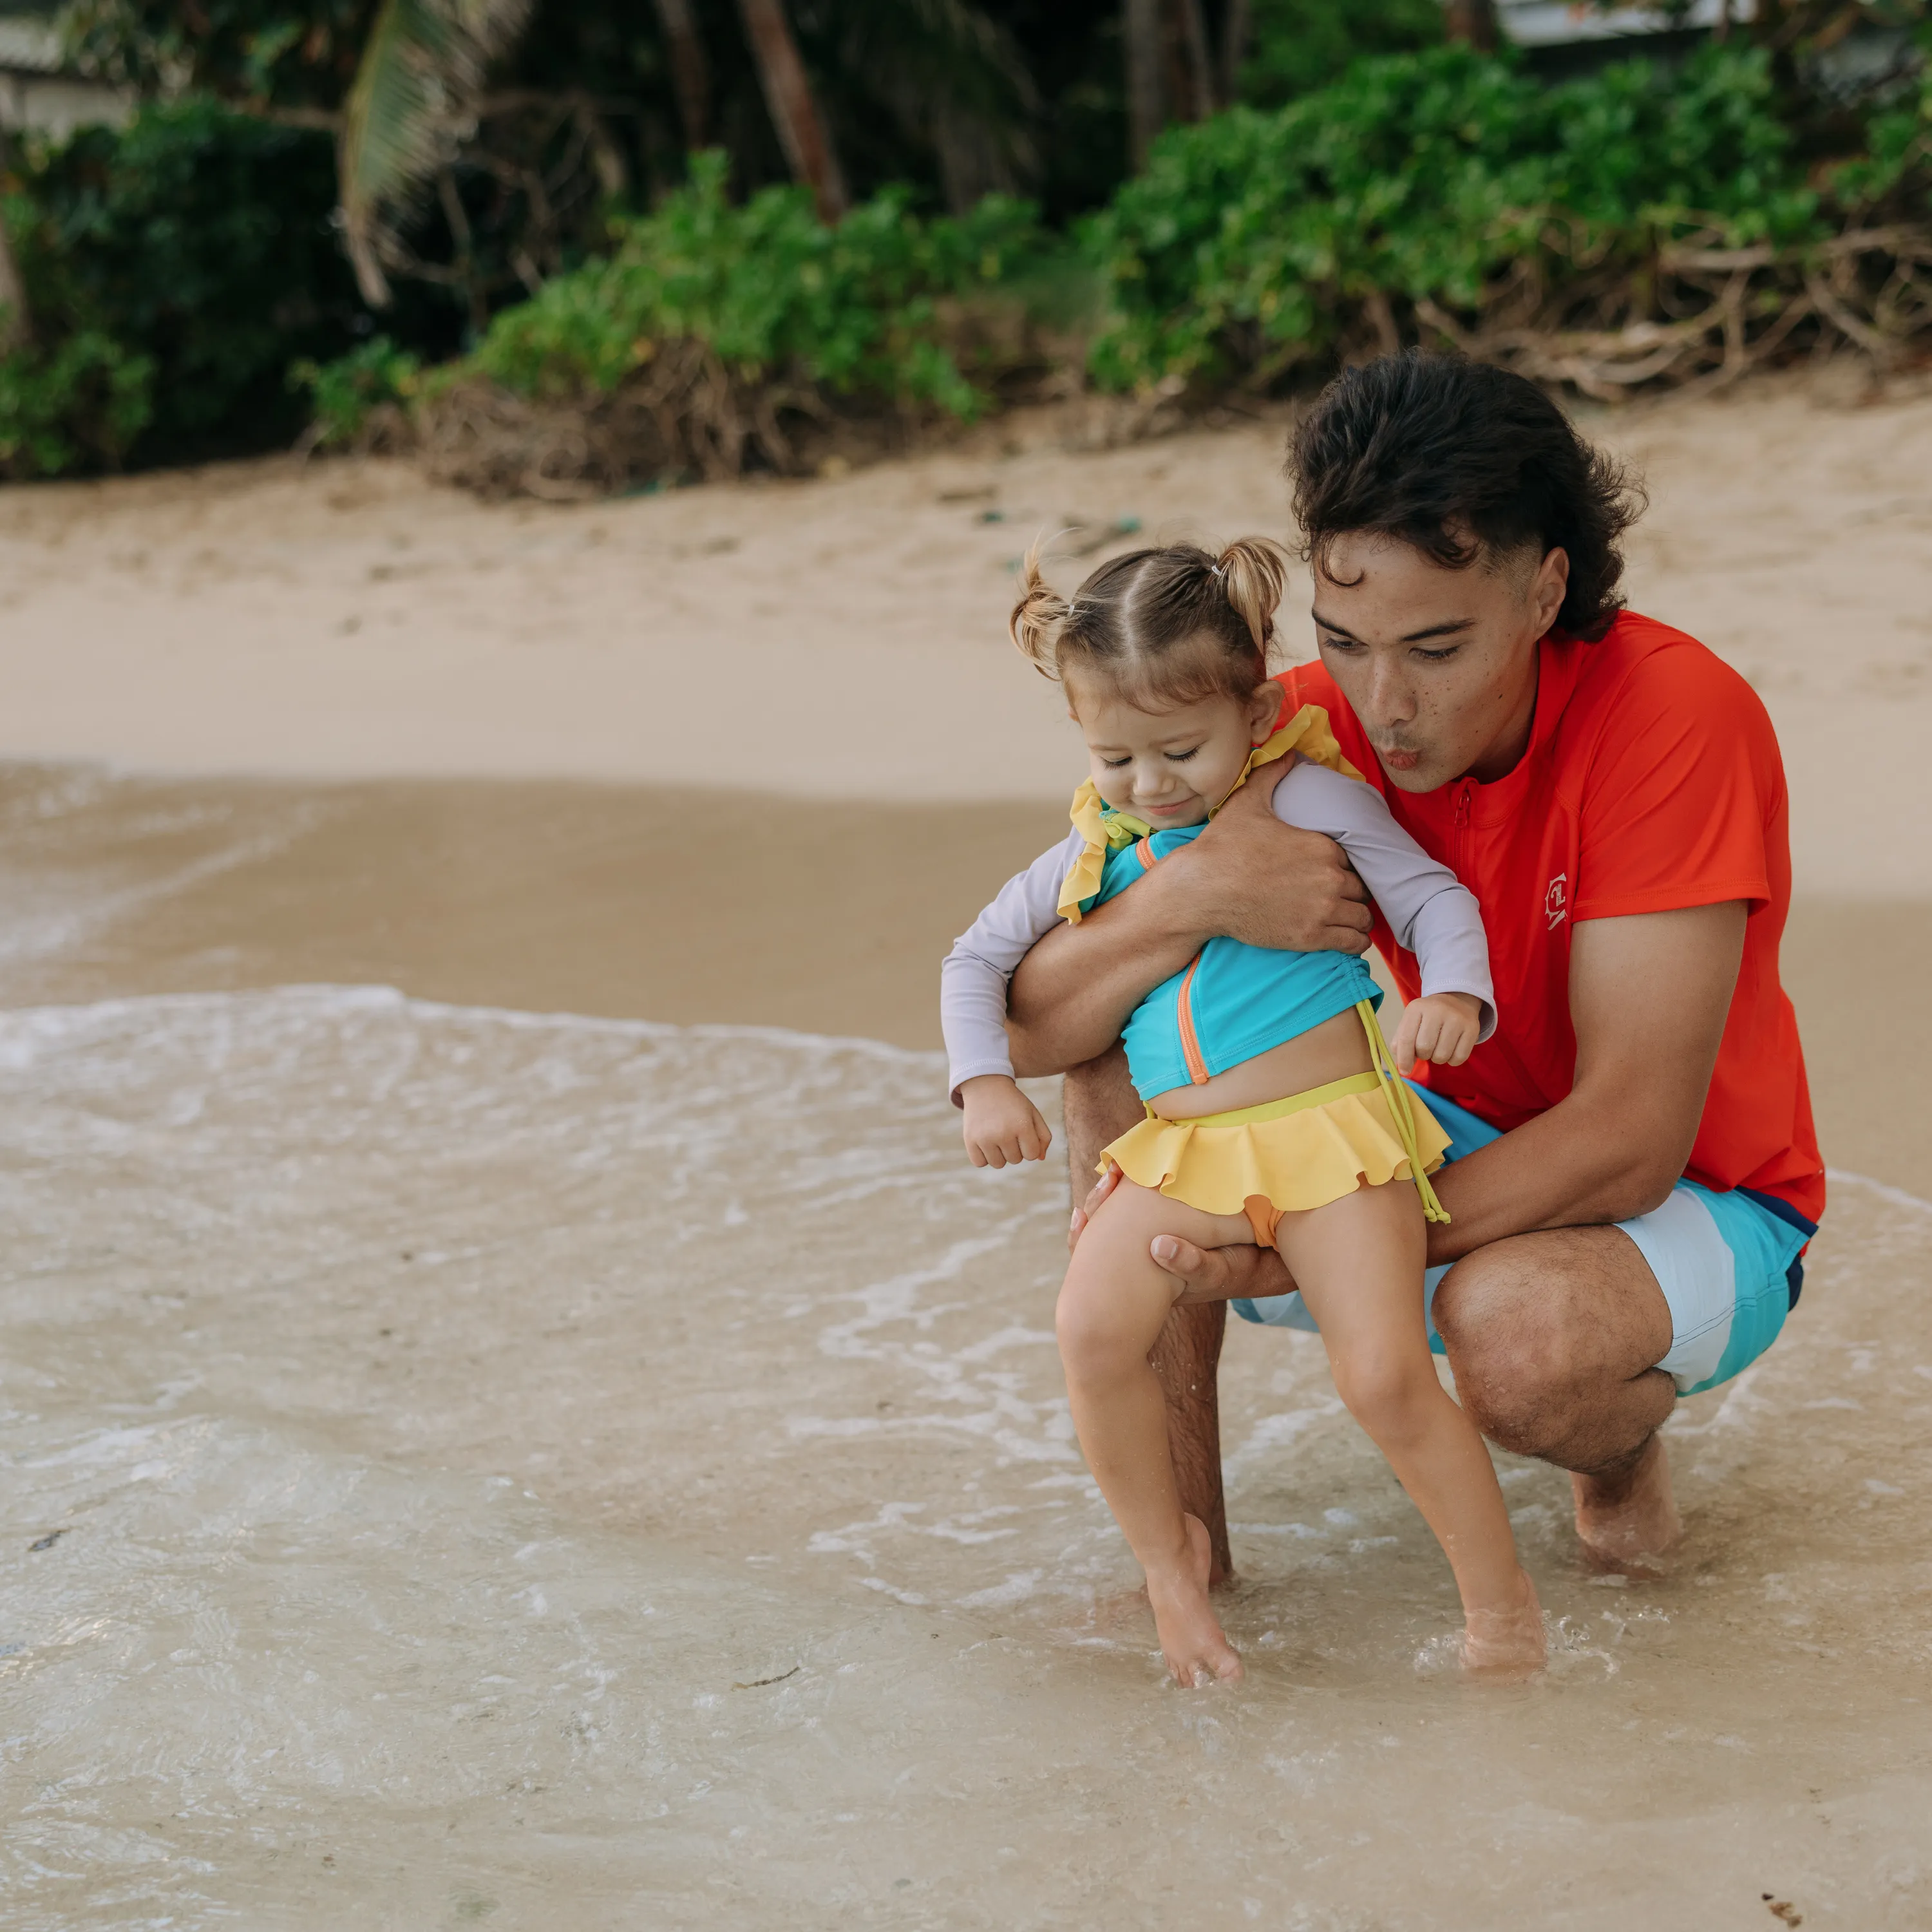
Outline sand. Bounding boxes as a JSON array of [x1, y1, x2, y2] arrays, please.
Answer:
[[3, 372, 1931, 1929], [2, 375, 1930, 887]]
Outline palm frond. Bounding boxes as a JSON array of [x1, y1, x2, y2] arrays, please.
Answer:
[[341, 0, 536, 306]]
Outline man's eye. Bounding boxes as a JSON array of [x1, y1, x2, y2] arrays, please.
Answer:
[[1414, 646, 1461, 664], [1319, 634, 1361, 652]]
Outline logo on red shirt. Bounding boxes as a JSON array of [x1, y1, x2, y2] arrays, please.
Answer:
[[1544, 873, 1568, 930]]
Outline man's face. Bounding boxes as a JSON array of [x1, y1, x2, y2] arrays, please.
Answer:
[[1309, 532, 1569, 793]]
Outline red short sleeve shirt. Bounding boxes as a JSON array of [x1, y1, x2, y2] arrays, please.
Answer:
[[1276, 612, 1824, 1222]]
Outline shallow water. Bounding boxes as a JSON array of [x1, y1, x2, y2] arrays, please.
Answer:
[[2, 985, 1929, 1929]]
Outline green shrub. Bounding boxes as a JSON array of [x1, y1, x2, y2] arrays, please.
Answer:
[[1238, 0, 1446, 109], [292, 334, 424, 450], [21, 97, 364, 463], [1082, 43, 1825, 391], [0, 94, 424, 473], [0, 325, 154, 478], [1832, 28, 1932, 216], [460, 151, 1044, 419]]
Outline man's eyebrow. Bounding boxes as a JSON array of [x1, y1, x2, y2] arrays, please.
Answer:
[[1310, 609, 1476, 644]]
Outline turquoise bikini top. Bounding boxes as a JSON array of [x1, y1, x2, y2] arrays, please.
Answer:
[[1060, 703, 1380, 1105], [1079, 823, 1380, 1103]]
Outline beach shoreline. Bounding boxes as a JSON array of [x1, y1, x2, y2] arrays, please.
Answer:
[[3, 371, 1929, 889]]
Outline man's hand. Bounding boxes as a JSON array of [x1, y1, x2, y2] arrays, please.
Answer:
[[1007, 760, 1372, 1079], [1180, 766, 1374, 956], [1390, 990, 1483, 1072], [960, 1074, 1052, 1169], [1068, 1160, 1298, 1303]]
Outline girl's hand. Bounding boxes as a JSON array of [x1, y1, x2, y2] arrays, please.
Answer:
[[1390, 991, 1484, 1072], [960, 1075, 1053, 1169]]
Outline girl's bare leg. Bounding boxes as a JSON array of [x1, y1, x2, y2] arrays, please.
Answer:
[[1276, 1180, 1546, 1676], [1057, 1177, 1256, 1686]]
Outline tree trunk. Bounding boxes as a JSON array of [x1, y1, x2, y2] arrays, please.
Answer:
[[1123, 0, 1164, 170], [735, 0, 848, 222], [1443, 0, 1499, 51], [0, 128, 29, 352], [653, 0, 711, 149], [1173, 0, 1218, 117], [1220, 0, 1252, 104]]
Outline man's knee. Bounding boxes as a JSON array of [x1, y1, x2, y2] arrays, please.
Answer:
[[1432, 1247, 1598, 1457]]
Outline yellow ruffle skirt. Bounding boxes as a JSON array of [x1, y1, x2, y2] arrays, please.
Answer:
[[1099, 1065, 1453, 1247]]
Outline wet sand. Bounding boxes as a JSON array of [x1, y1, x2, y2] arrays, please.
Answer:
[[5, 376, 1932, 1928], [0, 762, 1922, 1190]]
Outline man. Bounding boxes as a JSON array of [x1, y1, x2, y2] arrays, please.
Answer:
[[1005, 354, 1823, 1577]]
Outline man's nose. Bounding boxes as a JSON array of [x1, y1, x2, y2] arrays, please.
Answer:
[[1368, 653, 1416, 724]]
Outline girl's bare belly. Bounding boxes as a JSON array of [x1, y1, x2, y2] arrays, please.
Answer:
[[1147, 1004, 1374, 1121]]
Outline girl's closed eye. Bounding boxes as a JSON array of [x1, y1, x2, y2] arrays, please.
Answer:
[[1166, 747, 1200, 763]]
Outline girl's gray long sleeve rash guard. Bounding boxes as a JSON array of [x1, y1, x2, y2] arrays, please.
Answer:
[[940, 757, 1495, 1103]]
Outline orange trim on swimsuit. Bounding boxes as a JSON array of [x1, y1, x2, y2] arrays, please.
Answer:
[[1176, 954, 1209, 1085]]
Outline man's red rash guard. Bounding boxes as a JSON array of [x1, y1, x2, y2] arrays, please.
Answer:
[[1274, 611, 1824, 1224]]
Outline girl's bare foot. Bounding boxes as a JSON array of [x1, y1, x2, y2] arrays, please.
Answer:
[[1145, 1514, 1244, 1687], [1461, 1570, 1546, 1681]]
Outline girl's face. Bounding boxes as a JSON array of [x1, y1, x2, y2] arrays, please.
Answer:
[[1068, 667, 1281, 828]]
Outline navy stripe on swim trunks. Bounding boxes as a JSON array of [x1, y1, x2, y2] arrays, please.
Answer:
[[1739, 1187, 1819, 1311]]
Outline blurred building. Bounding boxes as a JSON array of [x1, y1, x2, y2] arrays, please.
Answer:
[[1501, 0, 1920, 97], [0, 4, 128, 137]]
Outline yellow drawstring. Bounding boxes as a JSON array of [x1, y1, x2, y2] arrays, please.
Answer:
[[1357, 999, 1452, 1224]]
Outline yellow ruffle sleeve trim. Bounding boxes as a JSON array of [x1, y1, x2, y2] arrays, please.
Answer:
[[1056, 782, 1151, 923], [1056, 701, 1363, 925]]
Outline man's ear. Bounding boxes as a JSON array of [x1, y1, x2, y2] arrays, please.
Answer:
[[1247, 681, 1281, 744], [1532, 547, 1571, 634]]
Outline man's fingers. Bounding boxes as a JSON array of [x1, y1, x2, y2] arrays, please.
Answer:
[[1150, 1235, 1295, 1303], [1069, 1164, 1119, 1253], [1149, 1233, 1222, 1284], [1083, 1166, 1121, 1217]]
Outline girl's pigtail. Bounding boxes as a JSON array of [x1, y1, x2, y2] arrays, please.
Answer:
[[1010, 541, 1071, 681], [1216, 536, 1289, 657]]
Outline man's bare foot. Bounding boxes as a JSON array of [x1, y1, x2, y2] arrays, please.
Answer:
[[1461, 1570, 1546, 1680], [1571, 1435, 1682, 1571], [1145, 1515, 1244, 1687]]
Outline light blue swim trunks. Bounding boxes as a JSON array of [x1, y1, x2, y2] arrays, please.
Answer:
[[1230, 1086, 1816, 1397]]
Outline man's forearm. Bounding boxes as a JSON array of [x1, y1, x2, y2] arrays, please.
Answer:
[[1425, 1088, 1690, 1265], [1005, 868, 1204, 1077]]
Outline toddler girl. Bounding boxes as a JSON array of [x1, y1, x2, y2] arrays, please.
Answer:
[[940, 537, 1545, 1687]]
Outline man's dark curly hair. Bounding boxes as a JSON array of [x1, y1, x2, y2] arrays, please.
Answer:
[[1288, 354, 1645, 641]]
